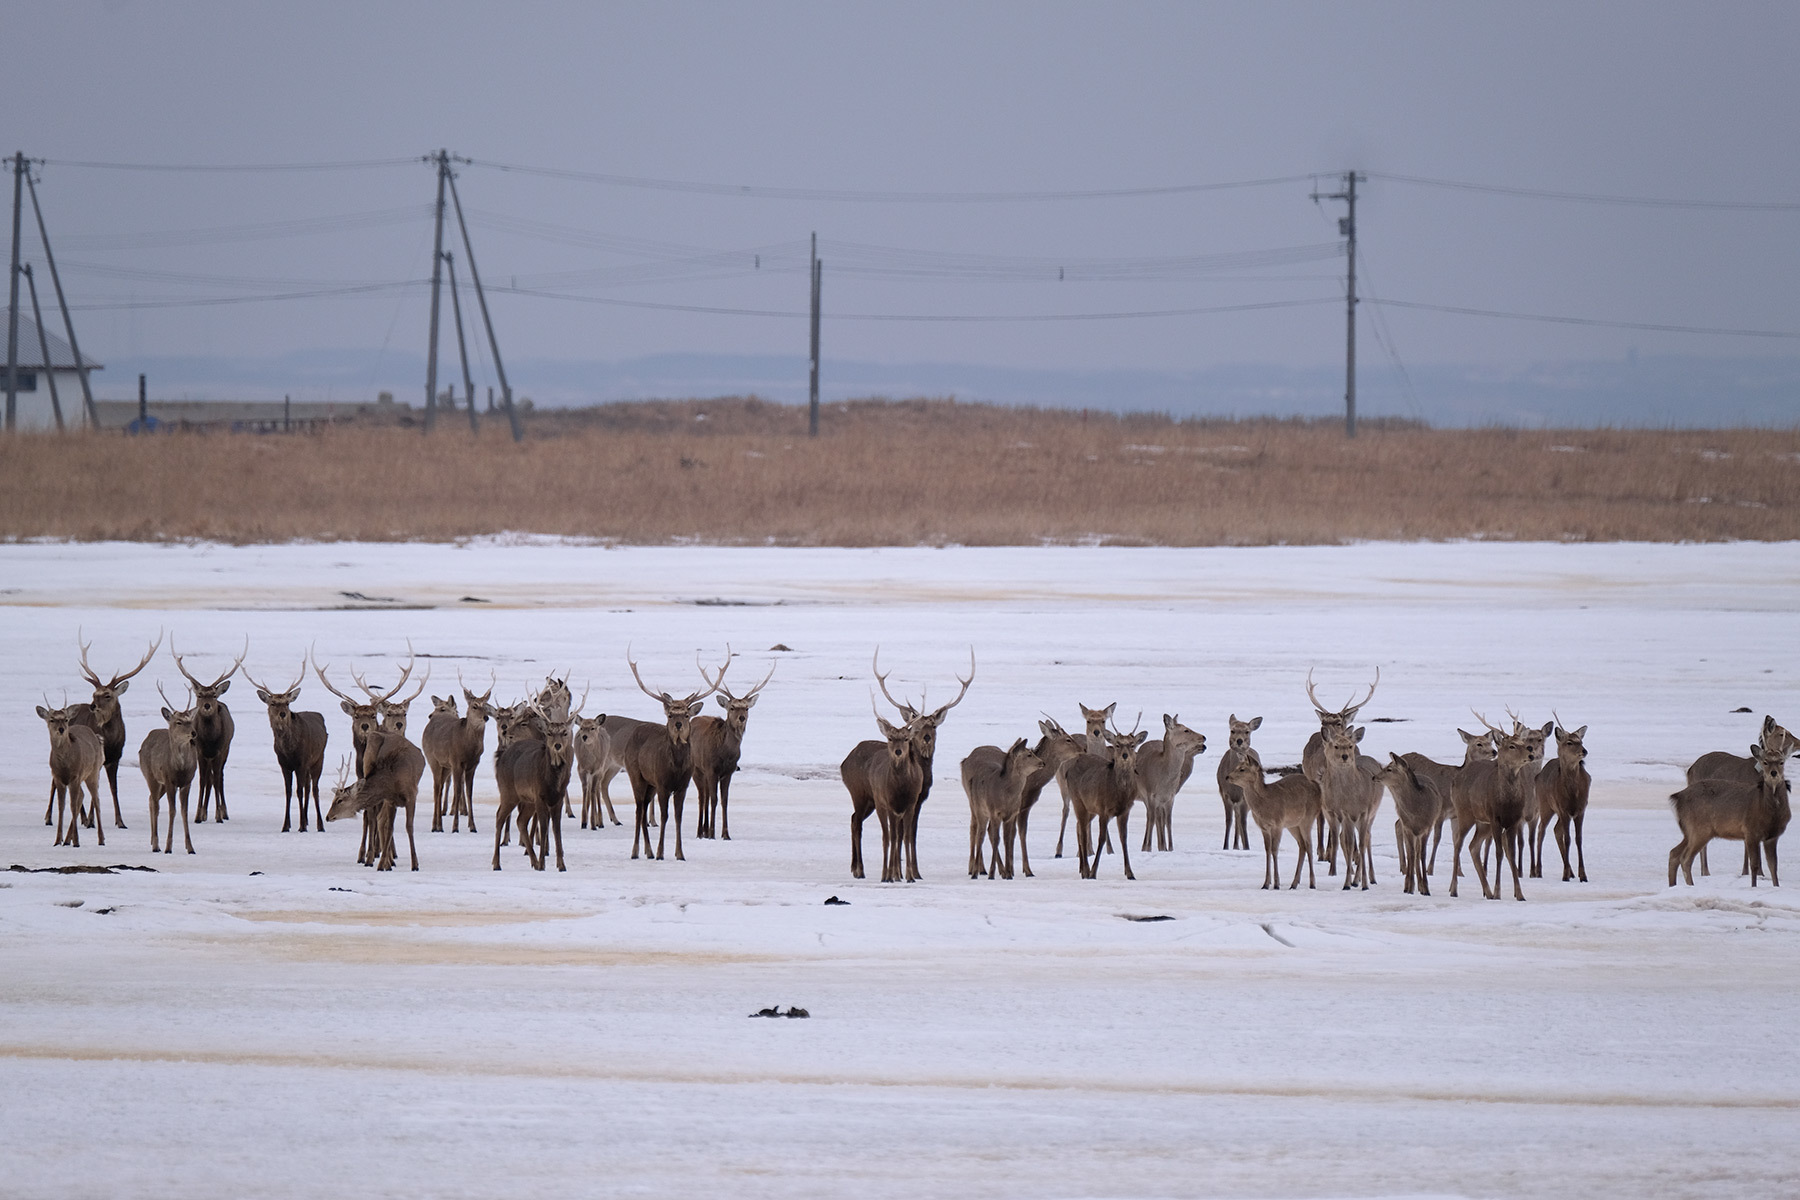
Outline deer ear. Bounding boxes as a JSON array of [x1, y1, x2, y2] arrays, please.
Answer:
[[341, 699, 356, 715], [216, 679, 231, 695], [1540, 721, 1554, 738], [256, 689, 273, 703], [1354, 726, 1366, 743], [715, 696, 729, 710], [1103, 702, 1117, 718], [1248, 716, 1262, 730], [115, 679, 130, 694], [1573, 725, 1587, 739], [162, 706, 175, 720], [743, 693, 759, 708], [687, 701, 705, 717], [35, 705, 49, 719]]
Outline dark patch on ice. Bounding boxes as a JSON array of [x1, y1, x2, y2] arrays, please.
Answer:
[[1121, 913, 1174, 922], [1369, 717, 1407, 723], [9, 863, 156, 874], [339, 591, 399, 602], [328, 886, 353, 893], [248, 871, 263, 876], [769, 643, 793, 652], [749, 1006, 811, 1019], [1260, 922, 1296, 947], [1268, 764, 1304, 776], [824, 895, 850, 906], [56, 900, 83, 908], [459, 596, 491, 603], [1732, 706, 1754, 713], [93, 907, 118, 915], [692, 598, 786, 607]]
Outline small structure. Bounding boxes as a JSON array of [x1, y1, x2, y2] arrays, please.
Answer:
[[4, 313, 101, 431]]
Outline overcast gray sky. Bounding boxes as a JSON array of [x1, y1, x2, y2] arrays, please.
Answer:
[[9, 1, 1799, 383]]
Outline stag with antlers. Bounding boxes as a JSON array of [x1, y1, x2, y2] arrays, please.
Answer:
[[843, 700, 928, 883], [140, 683, 200, 854], [871, 647, 974, 881], [247, 662, 329, 832], [1304, 668, 1381, 876], [61, 631, 160, 831], [621, 651, 721, 861], [691, 652, 775, 840], [172, 637, 247, 823], [313, 647, 421, 865]]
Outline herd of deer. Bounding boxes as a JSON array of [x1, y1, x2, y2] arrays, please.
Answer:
[[30, 636, 1793, 895]]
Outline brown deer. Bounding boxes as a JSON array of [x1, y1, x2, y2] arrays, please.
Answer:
[[1303, 668, 1380, 872], [1319, 724, 1382, 890], [1136, 714, 1207, 852], [314, 650, 418, 863], [1402, 729, 1495, 876], [1685, 716, 1797, 876], [1224, 753, 1322, 890], [574, 713, 616, 829], [961, 737, 1046, 879], [1054, 701, 1116, 857], [1372, 752, 1443, 895], [691, 656, 776, 840], [425, 673, 495, 834], [1504, 715, 1554, 876], [1448, 717, 1533, 901], [421, 692, 460, 831], [1532, 719, 1591, 882], [843, 704, 928, 883], [1008, 719, 1091, 877], [171, 636, 247, 823], [492, 709, 576, 871], [1061, 723, 1149, 880], [247, 663, 329, 833], [1215, 714, 1261, 850], [1669, 743, 1789, 887], [62, 631, 160, 830], [621, 653, 721, 861], [357, 723, 426, 871], [38, 702, 105, 848], [872, 647, 974, 880], [140, 685, 200, 854]]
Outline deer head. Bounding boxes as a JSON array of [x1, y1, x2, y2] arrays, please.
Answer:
[[324, 758, 364, 822], [1751, 742, 1789, 792], [1550, 717, 1588, 769], [247, 662, 306, 733], [1104, 725, 1148, 775], [312, 650, 384, 748], [1227, 714, 1262, 755], [872, 700, 922, 773], [536, 674, 573, 723], [1456, 727, 1498, 766], [1374, 751, 1422, 794], [352, 651, 427, 735], [1323, 723, 1366, 771], [36, 702, 75, 746], [156, 681, 198, 752], [428, 694, 460, 721], [1079, 702, 1117, 751], [1004, 737, 1045, 780], [714, 653, 776, 738], [76, 629, 161, 724], [1161, 713, 1207, 758], [1305, 666, 1380, 736], [872, 647, 973, 761], [460, 670, 497, 725], [628, 649, 721, 747], [171, 635, 247, 722]]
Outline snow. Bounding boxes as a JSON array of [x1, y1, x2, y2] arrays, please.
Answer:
[[2, 540, 1798, 1199]]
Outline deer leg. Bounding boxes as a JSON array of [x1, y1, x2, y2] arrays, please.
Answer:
[[905, 802, 924, 882], [87, 777, 106, 847], [1449, 819, 1469, 898], [44, 782, 56, 827], [719, 773, 733, 841], [1741, 839, 1752, 879], [177, 784, 194, 854], [107, 760, 126, 828], [1698, 842, 1710, 876], [1571, 811, 1588, 883], [653, 789, 670, 861], [1017, 808, 1035, 878], [850, 806, 866, 879], [1055, 790, 1072, 858], [672, 783, 690, 861], [1260, 824, 1277, 889], [1116, 812, 1136, 881], [968, 809, 983, 878], [148, 786, 162, 852], [492, 799, 512, 870], [1222, 793, 1234, 850]]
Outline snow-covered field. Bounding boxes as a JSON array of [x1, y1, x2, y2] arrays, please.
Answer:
[[3, 540, 1797, 1199]]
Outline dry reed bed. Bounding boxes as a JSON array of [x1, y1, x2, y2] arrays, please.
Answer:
[[3, 398, 1797, 544]]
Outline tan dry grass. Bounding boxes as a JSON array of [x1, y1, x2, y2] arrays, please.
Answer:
[[2, 397, 1797, 544]]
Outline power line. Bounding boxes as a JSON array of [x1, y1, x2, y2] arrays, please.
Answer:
[[56, 206, 432, 251], [1367, 296, 1800, 340], [467, 159, 1317, 203], [497, 288, 1339, 322], [40, 156, 424, 173], [1370, 171, 1800, 213], [67, 281, 423, 311]]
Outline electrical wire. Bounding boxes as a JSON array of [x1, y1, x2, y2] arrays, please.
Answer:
[[467, 159, 1317, 203], [55, 206, 432, 251], [1370, 171, 1800, 213], [1352, 250, 1423, 418], [1365, 297, 1800, 340], [66, 281, 425, 311], [495, 288, 1339, 322], [40, 156, 424, 173]]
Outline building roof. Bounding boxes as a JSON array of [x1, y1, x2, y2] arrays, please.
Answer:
[[2, 311, 104, 371]]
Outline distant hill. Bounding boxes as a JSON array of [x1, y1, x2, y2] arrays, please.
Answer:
[[83, 348, 1800, 428]]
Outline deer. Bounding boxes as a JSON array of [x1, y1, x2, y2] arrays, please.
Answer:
[[691, 655, 776, 840], [140, 685, 200, 854], [1503, 715, 1554, 877], [1224, 752, 1321, 890], [843, 703, 928, 883], [1401, 729, 1496, 876], [1054, 701, 1116, 857], [1532, 719, 1591, 882], [961, 737, 1046, 880], [1319, 724, 1383, 890], [492, 708, 576, 871], [1303, 667, 1380, 873], [1372, 752, 1443, 895], [574, 713, 616, 830], [355, 721, 426, 871], [1060, 722, 1149, 881], [61, 631, 160, 831], [171, 636, 247, 823], [246, 662, 329, 833], [38, 702, 105, 848], [871, 647, 975, 881], [425, 673, 495, 834], [1007, 718, 1092, 877], [621, 652, 721, 862], [313, 649, 419, 864], [1669, 742, 1789, 887], [1136, 714, 1207, 852], [1448, 716, 1533, 901], [1215, 714, 1261, 850], [533, 674, 583, 818], [1685, 716, 1798, 877]]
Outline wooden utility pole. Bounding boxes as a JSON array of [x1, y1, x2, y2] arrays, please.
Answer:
[[808, 232, 821, 437], [27, 167, 99, 428], [423, 149, 449, 433], [5, 152, 24, 431], [138, 372, 147, 426], [443, 161, 523, 442], [1312, 171, 1364, 437], [443, 252, 479, 434], [22, 265, 63, 430]]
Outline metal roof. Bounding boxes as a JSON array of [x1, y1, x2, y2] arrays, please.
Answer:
[[2, 312, 104, 371]]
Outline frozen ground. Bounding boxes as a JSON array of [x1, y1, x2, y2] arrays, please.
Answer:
[[2, 540, 1797, 1200]]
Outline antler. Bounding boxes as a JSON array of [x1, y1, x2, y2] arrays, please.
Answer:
[[1343, 666, 1380, 718], [1304, 667, 1328, 717], [570, 680, 591, 720], [245, 659, 307, 698], [721, 659, 776, 703], [924, 648, 976, 721], [78, 628, 162, 689], [627, 647, 670, 703], [390, 662, 430, 707], [311, 649, 360, 706], [171, 634, 246, 691], [352, 642, 416, 702], [1470, 709, 1506, 737], [871, 646, 916, 718], [156, 680, 189, 713]]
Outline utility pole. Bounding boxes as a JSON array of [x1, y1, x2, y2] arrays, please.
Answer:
[[443, 158, 523, 442], [1312, 171, 1364, 437], [808, 232, 821, 437], [138, 372, 147, 426], [22, 265, 64, 431], [6, 151, 25, 431], [27, 167, 99, 428], [423, 149, 449, 433], [443, 252, 479, 434]]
